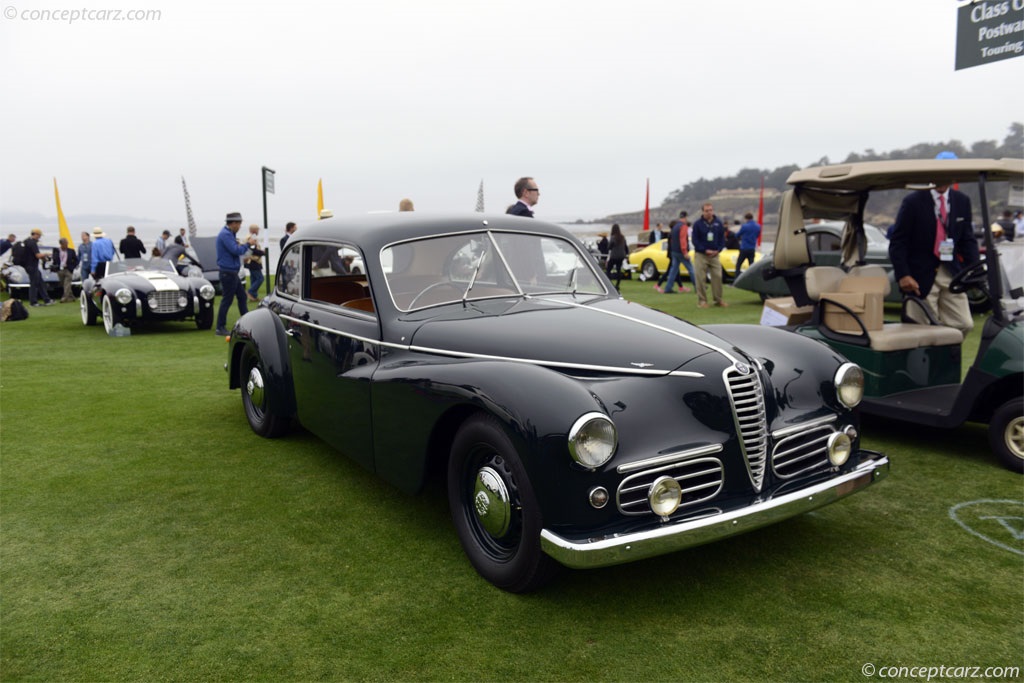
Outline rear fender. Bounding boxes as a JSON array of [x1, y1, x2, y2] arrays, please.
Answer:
[[228, 308, 296, 418]]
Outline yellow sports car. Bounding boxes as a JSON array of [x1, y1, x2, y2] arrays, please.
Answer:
[[627, 239, 763, 281]]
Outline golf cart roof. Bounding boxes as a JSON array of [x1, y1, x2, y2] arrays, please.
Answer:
[[786, 158, 1024, 192]]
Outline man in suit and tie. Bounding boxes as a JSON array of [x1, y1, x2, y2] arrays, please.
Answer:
[[52, 237, 80, 302], [888, 179, 979, 337], [506, 177, 539, 218]]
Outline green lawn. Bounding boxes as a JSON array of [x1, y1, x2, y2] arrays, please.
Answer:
[[1, 283, 1021, 682]]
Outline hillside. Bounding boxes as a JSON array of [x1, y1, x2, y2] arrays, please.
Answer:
[[602, 123, 1023, 241]]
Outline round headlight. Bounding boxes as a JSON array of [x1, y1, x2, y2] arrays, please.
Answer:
[[648, 476, 682, 517], [115, 288, 133, 305], [827, 431, 852, 467], [199, 284, 215, 300], [834, 362, 864, 408], [568, 413, 617, 469], [187, 266, 204, 278]]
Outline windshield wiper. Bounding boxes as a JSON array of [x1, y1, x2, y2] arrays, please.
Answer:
[[462, 247, 488, 305]]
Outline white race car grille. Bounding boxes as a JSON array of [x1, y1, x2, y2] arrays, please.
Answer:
[[616, 457, 724, 516], [150, 290, 184, 313], [772, 425, 833, 479], [724, 365, 769, 492]]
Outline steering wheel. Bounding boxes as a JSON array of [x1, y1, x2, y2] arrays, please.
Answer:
[[948, 260, 987, 294], [408, 281, 463, 309]]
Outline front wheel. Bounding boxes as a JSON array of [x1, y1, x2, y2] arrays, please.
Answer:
[[989, 398, 1024, 473], [448, 413, 558, 593], [195, 307, 213, 330], [102, 296, 117, 335], [239, 345, 290, 438]]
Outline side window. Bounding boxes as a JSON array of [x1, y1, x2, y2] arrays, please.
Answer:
[[306, 244, 374, 315], [277, 245, 301, 297]]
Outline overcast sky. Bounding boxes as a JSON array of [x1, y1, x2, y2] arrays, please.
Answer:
[[1, 0, 1021, 234]]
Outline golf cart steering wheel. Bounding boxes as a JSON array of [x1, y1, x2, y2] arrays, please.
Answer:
[[948, 260, 987, 294]]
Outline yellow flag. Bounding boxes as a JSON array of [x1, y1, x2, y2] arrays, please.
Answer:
[[317, 178, 324, 218], [53, 178, 75, 249]]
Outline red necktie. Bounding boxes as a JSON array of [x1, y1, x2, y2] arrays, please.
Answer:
[[934, 194, 947, 258]]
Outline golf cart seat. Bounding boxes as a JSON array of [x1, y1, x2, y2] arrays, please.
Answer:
[[805, 265, 962, 351]]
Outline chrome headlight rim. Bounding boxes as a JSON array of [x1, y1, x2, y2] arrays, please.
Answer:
[[568, 412, 618, 470], [834, 362, 864, 409], [827, 431, 852, 467], [648, 475, 682, 517], [115, 288, 133, 305], [198, 284, 215, 300]]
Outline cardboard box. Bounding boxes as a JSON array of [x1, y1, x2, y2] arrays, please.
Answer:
[[760, 297, 814, 326], [821, 291, 883, 333]]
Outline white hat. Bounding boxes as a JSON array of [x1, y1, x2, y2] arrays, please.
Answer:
[[92, 227, 107, 238], [319, 209, 334, 219]]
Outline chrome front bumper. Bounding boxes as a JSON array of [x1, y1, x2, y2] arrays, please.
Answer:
[[540, 454, 889, 569]]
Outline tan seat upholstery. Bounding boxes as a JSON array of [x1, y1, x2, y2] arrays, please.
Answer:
[[804, 266, 847, 301], [865, 323, 963, 352], [341, 297, 375, 313]]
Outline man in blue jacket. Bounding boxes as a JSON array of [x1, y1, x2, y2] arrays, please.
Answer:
[[691, 203, 727, 308], [215, 212, 255, 336], [735, 213, 761, 274]]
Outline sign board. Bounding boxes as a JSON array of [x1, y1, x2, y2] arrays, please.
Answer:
[[956, 0, 1024, 70], [263, 167, 276, 195], [1009, 183, 1024, 206]]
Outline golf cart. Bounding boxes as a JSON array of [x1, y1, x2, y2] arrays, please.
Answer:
[[766, 158, 1023, 472]]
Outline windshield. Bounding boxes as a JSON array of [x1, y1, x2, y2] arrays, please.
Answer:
[[381, 230, 606, 311], [108, 258, 177, 275]]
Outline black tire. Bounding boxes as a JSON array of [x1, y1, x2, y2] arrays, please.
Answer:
[[239, 345, 290, 438], [80, 290, 97, 326], [195, 307, 213, 330], [989, 398, 1024, 473], [641, 259, 658, 280], [448, 413, 558, 593], [966, 286, 991, 314]]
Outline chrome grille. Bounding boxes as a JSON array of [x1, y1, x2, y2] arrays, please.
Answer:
[[616, 457, 724, 516], [772, 425, 833, 478], [150, 290, 184, 313], [724, 365, 768, 492]]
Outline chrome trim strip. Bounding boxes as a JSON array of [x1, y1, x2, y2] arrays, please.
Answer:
[[771, 414, 837, 439], [279, 314, 389, 347], [540, 455, 890, 569], [617, 444, 724, 474], [533, 296, 742, 365]]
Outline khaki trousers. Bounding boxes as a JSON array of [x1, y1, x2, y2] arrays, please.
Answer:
[[693, 252, 723, 305], [905, 265, 973, 338]]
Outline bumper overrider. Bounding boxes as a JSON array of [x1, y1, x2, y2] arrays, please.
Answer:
[[540, 452, 889, 569]]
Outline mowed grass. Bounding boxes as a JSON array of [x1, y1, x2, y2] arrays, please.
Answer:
[[1, 281, 1021, 682]]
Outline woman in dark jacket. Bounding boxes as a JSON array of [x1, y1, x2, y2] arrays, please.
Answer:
[[605, 223, 628, 291]]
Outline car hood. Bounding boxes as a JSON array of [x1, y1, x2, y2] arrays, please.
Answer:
[[407, 296, 745, 376], [104, 271, 186, 292]]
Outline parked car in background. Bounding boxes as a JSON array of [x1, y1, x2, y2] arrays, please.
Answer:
[[226, 213, 888, 592], [627, 239, 762, 282], [80, 257, 215, 335], [1, 245, 81, 299]]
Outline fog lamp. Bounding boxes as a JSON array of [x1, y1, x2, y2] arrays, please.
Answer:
[[588, 487, 609, 509], [178, 295, 188, 308], [834, 363, 864, 408], [827, 432, 852, 467], [568, 413, 617, 469], [115, 288, 132, 305], [648, 476, 682, 517], [147, 293, 158, 309]]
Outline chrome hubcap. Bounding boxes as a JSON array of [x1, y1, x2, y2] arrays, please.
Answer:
[[473, 466, 511, 537], [1006, 415, 1024, 460], [102, 298, 113, 333], [246, 367, 265, 410]]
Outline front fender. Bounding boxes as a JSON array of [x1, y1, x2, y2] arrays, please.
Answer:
[[228, 308, 296, 418]]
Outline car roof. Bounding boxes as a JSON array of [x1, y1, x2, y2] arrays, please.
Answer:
[[287, 213, 572, 253], [786, 158, 1024, 192]]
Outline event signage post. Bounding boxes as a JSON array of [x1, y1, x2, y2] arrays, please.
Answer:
[[955, 0, 1024, 70], [262, 166, 275, 295]]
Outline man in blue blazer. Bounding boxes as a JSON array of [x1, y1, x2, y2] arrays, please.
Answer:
[[506, 177, 539, 218], [888, 182, 978, 335]]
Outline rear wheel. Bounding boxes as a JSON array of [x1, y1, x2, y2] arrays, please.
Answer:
[[240, 345, 290, 438], [641, 259, 658, 280], [448, 413, 558, 593], [989, 398, 1024, 473], [80, 290, 96, 326]]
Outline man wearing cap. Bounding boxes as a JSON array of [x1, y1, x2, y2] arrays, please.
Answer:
[[119, 226, 146, 259], [24, 229, 54, 306], [90, 227, 115, 278], [215, 212, 256, 336]]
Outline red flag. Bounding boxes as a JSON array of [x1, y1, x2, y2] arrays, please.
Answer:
[[756, 176, 765, 246], [643, 178, 650, 231]]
